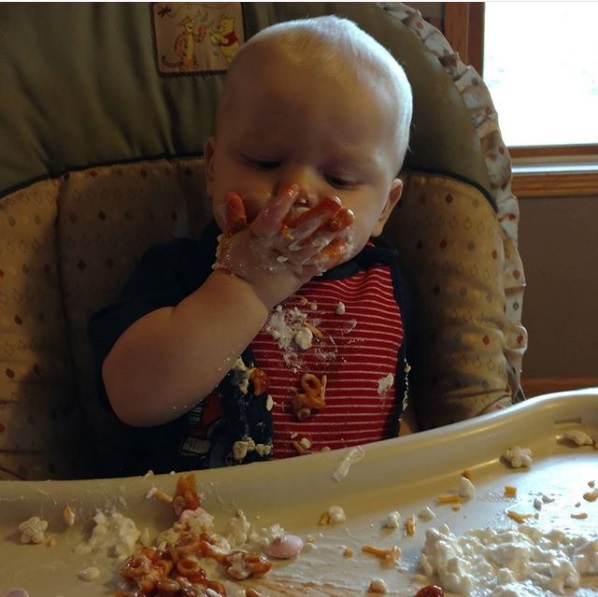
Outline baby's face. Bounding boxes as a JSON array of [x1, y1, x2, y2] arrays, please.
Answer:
[[206, 54, 403, 260]]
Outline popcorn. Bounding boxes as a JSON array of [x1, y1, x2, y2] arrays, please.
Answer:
[[18, 516, 48, 545], [502, 446, 533, 468]]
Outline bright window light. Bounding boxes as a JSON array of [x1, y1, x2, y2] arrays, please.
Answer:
[[484, 2, 598, 147]]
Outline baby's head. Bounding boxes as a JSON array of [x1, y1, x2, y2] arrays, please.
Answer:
[[206, 15, 413, 254]]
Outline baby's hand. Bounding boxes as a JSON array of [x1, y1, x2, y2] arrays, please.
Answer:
[[214, 185, 355, 308]]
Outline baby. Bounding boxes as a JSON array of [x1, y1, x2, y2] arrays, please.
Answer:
[[89, 15, 413, 473]]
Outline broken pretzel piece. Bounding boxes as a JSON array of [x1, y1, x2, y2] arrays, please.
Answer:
[[292, 373, 327, 421], [249, 367, 269, 395]]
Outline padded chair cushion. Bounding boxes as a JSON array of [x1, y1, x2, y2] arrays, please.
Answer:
[[57, 159, 211, 478], [0, 180, 86, 479], [390, 172, 523, 427]]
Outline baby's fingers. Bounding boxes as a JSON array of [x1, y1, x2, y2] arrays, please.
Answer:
[[305, 238, 350, 270], [251, 185, 301, 238], [224, 191, 248, 235], [289, 205, 355, 253], [288, 196, 343, 243]]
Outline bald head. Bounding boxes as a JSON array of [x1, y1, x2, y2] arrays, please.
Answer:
[[216, 16, 413, 172]]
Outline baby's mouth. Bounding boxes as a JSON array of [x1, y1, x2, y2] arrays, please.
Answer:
[[290, 196, 310, 214]]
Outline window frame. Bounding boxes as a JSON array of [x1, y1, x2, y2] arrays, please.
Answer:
[[443, 2, 598, 198]]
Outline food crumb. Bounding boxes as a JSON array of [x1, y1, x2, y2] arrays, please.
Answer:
[[437, 494, 462, 505], [146, 487, 173, 503], [405, 515, 416, 536], [376, 373, 394, 396], [563, 430, 594, 446], [78, 566, 101, 581], [418, 507, 436, 521], [502, 445, 533, 468], [46, 535, 57, 548], [264, 534, 304, 559], [18, 516, 48, 545], [458, 476, 476, 499], [507, 510, 534, 523], [362, 544, 400, 563], [77, 566, 100, 582], [504, 485, 517, 498], [584, 489, 598, 502], [571, 512, 588, 519], [319, 505, 346, 525], [62, 506, 76, 527], [368, 578, 389, 593], [383, 510, 401, 529]]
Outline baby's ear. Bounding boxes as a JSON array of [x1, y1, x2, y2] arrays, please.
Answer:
[[204, 137, 216, 196], [371, 178, 403, 237]]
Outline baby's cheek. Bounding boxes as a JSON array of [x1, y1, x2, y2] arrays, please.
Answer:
[[340, 225, 368, 260]]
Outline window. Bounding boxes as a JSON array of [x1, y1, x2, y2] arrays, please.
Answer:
[[443, 2, 598, 197], [484, 2, 598, 148]]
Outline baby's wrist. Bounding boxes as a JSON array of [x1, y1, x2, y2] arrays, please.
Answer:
[[211, 265, 297, 313]]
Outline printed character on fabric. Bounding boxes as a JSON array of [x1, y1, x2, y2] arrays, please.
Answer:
[[153, 3, 244, 75]]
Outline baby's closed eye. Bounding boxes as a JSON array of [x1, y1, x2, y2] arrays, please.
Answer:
[[324, 173, 359, 190], [242, 154, 281, 170]]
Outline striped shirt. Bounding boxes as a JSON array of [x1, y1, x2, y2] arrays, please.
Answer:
[[251, 264, 404, 459]]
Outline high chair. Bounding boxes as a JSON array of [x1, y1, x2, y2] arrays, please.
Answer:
[[0, 3, 526, 479]]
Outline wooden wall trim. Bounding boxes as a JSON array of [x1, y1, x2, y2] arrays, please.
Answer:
[[443, 2, 484, 73], [512, 171, 598, 198]]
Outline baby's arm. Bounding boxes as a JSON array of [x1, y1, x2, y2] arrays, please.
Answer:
[[102, 186, 354, 427]]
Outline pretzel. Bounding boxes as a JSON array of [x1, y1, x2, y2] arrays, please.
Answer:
[[291, 373, 327, 421]]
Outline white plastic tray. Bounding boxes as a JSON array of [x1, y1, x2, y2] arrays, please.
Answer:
[[1, 389, 598, 596]]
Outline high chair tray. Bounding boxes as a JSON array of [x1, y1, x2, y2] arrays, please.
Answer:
[[1, 389, 598, 596]]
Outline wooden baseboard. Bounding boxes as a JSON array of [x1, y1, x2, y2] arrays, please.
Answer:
[[522, 377, 598, 398]]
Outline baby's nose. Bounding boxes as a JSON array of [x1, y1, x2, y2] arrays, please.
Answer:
[[276, 165, 324, 201]]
